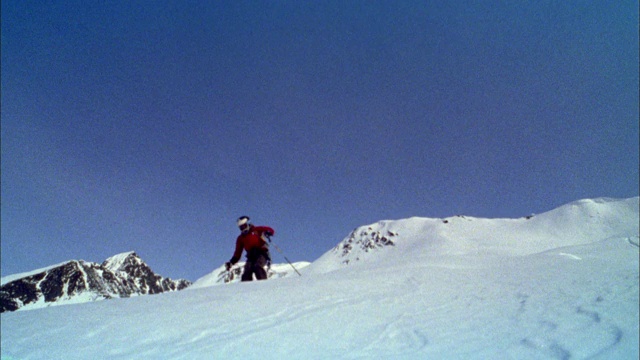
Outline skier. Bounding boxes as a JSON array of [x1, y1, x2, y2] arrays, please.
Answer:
[[225, 216, 275, 281]]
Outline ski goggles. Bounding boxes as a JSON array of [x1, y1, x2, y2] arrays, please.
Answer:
[[237, 216, 251, 231]]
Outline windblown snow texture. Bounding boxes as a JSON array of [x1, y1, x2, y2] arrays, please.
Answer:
[[1, 197, 638, 359]]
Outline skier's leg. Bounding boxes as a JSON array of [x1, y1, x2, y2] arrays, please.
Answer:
[[254, 255, 268, 280], [241, 261, 253, 281], [254, 267, 267, 280]]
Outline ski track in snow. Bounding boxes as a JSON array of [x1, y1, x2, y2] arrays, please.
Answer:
[[1, 197, 638, 359], [2, 249, 637, 359]]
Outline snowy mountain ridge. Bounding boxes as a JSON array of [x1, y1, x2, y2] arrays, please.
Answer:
[[102, 251, 139, 272], [1, 197, 638, 359], [0, 252, 191, 313], [308, 197, 639, 274]]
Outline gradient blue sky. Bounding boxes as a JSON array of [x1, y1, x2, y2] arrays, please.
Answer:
[[2, 1, 638, 281]]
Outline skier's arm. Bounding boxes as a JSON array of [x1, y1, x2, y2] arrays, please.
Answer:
[[254, 226, 275, 237], [228, 237, 243, 265]]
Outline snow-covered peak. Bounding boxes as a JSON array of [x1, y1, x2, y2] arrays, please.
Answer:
[[102, 251, 140, 272], [1, 197, 638, 359], [308, 197, 639, 274], [1, 252, 190, 313]]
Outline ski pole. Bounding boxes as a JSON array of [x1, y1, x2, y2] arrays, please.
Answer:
[[266, 235, 302, 277]]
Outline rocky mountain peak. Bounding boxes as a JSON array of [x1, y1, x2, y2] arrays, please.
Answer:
[[1, 252, 191, 313], [102, 251, 140, 271]]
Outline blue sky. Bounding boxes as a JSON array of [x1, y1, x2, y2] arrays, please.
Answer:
[[2, 1, 638, 282]]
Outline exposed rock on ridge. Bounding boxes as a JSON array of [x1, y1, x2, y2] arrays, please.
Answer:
[[1, 252, 190, 313]]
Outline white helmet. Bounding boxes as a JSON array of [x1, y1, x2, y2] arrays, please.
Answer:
[[237, 216, 251, 231]]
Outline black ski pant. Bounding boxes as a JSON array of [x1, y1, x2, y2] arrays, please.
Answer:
[[241, 249, 270, 282]]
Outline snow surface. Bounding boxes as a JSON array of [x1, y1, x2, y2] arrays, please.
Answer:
[[1, 197, 638, 359], [102, 251, 138, 272], [190, 261, 311, 288]]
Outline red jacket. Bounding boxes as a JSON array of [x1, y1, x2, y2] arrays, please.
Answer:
[[229, 225, 275, 264]]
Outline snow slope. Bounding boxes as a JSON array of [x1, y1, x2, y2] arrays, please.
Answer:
[[310, 197, 639, 273], [1, 197, 638, 359], [190, 261, 311, 288]]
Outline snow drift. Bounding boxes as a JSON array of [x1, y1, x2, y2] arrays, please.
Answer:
[[1, 197, 638, 359], [190, 261, 310, 288]]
